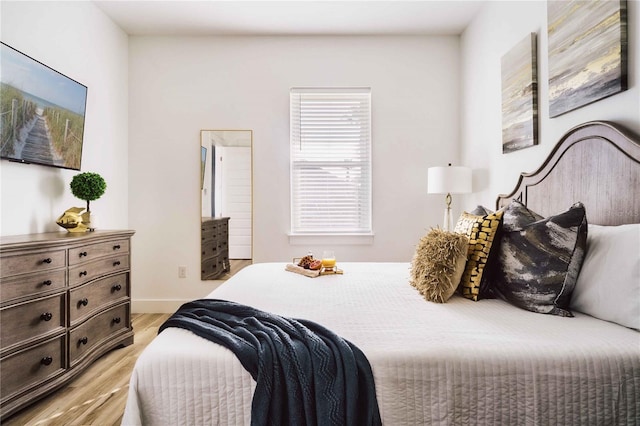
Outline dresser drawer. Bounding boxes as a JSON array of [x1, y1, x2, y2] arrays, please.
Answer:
[[68, 254, 129, 287], [68, 238, 129, 266], [202, 241, 219, 258], [0, 293, 66, 354], [201, 220, 218, 232], [202, 256, 224, 279], [218, 222, 228, 238], [69, 303, 129, 366], [0, 334, 66, 405], [202, 229, 216, 243], [69, 273, 129, 325], [0, 269, 66, 305], [0, 250, 66, 279]]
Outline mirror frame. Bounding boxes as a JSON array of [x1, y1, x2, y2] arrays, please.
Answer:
[[200, 129, 253, 280]]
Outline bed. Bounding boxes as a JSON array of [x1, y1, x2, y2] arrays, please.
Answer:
[[122, 121, 640, 425]]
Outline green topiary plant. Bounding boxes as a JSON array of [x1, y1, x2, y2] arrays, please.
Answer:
[[70, 172, 107, 213]]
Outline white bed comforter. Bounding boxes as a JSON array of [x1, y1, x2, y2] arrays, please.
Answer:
[[122, 262, 640, 425]]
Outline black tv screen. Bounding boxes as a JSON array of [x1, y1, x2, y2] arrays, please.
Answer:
[[0, 42, 88, 171]]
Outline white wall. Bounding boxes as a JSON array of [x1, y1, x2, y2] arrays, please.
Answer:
[[129, 36, 460, 312], [0, 1, 129, 235], [460, 0, 639, 209]]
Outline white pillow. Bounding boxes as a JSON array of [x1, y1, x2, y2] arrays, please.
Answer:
[[570, 223, 640, 330]]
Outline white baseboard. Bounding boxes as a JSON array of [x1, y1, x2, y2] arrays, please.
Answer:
[[132, 299, 190, 313]]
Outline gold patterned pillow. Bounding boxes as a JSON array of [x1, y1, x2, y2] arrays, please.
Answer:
[[409, 229, 469, 303], [454, 210, 504, 301]]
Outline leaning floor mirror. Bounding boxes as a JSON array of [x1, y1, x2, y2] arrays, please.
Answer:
[[200, 130, 253, 280]]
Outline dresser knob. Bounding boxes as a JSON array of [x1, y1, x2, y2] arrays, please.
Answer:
[[42, 258, 52, 264], [41, 356, 53, 366], [113, 261, 121, 267], [112, 284, 122, 292], [113, 317, 121, 324], [42, 280, 52, 286], [79, 251, 88, 257], [79, 271, 87, 277], [113, 244, 121, 250], [79, 337, 88, 345], [79, 298, 89, 307], [41, 312, 53, 321]]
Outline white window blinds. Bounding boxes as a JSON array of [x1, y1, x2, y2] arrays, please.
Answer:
[[290, 88, 372, 234]]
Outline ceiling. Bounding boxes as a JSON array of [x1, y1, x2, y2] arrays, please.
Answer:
[[94, 1, 486, 36]]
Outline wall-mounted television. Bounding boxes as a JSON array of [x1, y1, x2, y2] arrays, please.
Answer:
[[0, 42, 88, 171]]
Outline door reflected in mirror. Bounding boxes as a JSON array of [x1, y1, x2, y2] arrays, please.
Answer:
[[201, 130, 252, 280]]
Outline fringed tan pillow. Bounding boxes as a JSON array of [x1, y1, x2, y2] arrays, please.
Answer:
[[410, 229, 469, 303]]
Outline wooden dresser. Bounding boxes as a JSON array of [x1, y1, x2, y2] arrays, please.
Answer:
[[201, 217, 229, 280], [0, 230, 135, 419]]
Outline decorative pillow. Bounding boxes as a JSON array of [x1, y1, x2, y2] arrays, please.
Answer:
[[570, 224, 640, 329], [490, 200, 587, 317], [465, 205, 506, 299], [409, 229, 469, 303], [470, 205, 493, 216], [453, 210, 504, 301]]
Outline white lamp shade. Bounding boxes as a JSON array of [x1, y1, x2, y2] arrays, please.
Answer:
[[427, 166, 472, 194]]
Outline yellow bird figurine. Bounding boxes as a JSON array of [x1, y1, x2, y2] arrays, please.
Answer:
[[56, 207, 89, 233]]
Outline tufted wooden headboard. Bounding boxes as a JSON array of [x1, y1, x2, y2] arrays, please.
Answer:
[[497, 121, 640, 226]]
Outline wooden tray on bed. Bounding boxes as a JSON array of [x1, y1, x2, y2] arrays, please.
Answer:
[[286, 261, 344, 278]]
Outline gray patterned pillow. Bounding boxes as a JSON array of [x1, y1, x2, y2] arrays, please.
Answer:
[[489, 200, 587, 317], [469, 205, 493, 216]]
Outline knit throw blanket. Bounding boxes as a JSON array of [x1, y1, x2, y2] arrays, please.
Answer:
[[159, 299, 381, 426]]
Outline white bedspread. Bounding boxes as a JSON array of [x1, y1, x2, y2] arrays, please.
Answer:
[[122, 262, 640, 425]]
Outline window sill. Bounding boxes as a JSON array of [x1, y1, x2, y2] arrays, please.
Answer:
[[288, 233, 375, 246]]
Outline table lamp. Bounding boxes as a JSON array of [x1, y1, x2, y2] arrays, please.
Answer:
[[427, 164, 472, 231]]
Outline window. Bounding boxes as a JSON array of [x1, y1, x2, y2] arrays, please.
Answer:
[[290, 88, 372, 235]]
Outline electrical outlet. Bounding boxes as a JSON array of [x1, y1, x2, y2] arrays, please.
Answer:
[[178, 266, 187, 278]]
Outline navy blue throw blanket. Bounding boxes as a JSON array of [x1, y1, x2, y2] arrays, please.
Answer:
[[159, 299, 381, 426]]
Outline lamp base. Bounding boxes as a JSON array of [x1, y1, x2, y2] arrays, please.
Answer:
[[442, 207, 454, 232]]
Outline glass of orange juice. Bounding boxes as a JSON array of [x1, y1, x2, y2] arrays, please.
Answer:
[[321, 250, 336, 270]]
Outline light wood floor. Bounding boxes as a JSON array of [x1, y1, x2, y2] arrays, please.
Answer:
[[219, 259, 252, 280], [3, 314, 170, 426]]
